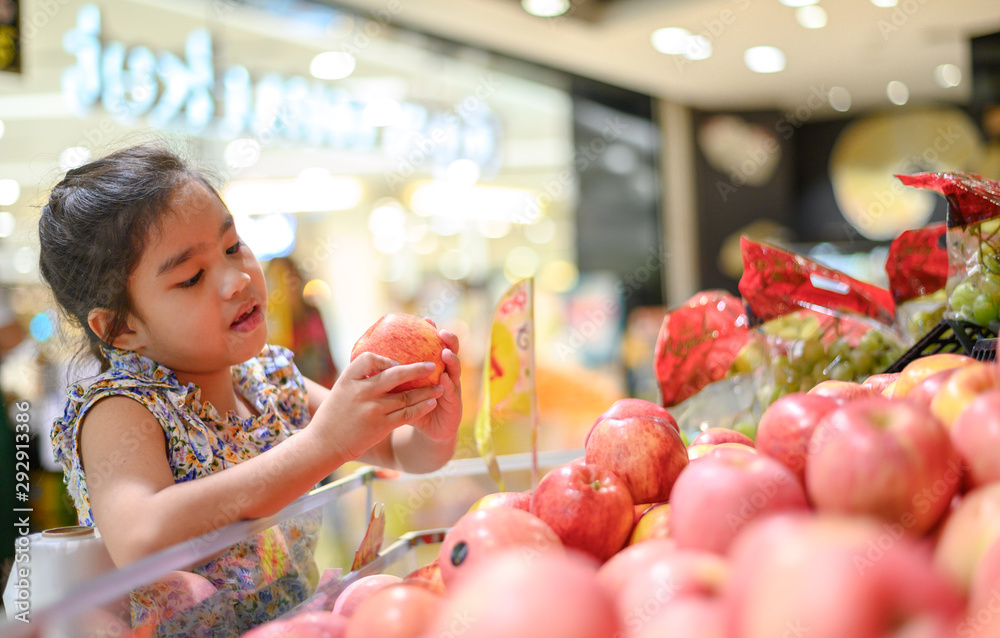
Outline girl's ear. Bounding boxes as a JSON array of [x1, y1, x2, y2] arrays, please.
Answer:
[[87, 308, 144, 351]]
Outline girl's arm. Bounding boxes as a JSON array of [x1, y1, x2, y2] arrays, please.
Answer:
[[304, 328, 462, 474], [81, 354, 439, 566]]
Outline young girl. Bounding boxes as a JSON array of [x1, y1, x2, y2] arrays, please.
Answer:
[[38, 144, 462, 634]]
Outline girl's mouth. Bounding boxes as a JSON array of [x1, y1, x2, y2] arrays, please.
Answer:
[[231, 305, 263, 332]]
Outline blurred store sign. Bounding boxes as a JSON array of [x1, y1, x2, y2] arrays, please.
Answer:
[[60, 4, 501, 174], [0, 0, 19, 74]]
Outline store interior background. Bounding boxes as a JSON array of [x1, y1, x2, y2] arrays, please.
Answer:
[[0, 0, 999, 534]]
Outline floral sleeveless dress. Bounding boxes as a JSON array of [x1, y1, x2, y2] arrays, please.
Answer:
[[50, 345, 322, 636]]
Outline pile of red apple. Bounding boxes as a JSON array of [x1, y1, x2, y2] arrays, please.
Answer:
[[244, 350, 1000, 638]]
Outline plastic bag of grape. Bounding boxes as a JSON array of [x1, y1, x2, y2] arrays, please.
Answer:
[[653, 290, 761, 440], [738, 237, 905, 405], [884, 222, 948, 345], [897, 172, 1000, 332]]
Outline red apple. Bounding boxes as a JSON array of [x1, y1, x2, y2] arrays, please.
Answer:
[[631, 597, 726, 638], [950, 389, 1000, 489], [468, 490, 532, 513], [585, 415, 688, 504], [861, 372, 900, 395], [969, 536, 1000, 619], [345, 582, 443, 638], [807, 380, 879, 403], [725, 513, 964, 638], [615, 549, 729, 629], [403, 559, 445, 596], [931, 362, 1000, 429], [669, 447, 808, 555], [691, 427, 755, 448], [934, 482, 1000, 596], [904, 367, 961, 412], [243, 612, 349, 638], [437, 506, 563, 589], [331, 574, 403, 618], [893, 352, 978, 399], [597, 398, 679, 429], [596, 537, 679, 598], [806, 396, 961, 536], [530, 463, 634, 562], [755, 392, 840, 487], [688, 442, 757, 462], [428, 549, 621, 638], [350, 313, 445, 392], [585, 398, 679, 446], [629, 503, 673, 545]]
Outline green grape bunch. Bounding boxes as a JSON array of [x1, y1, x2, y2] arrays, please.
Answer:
[[947, 219, 1000, 329], [730, 311, 903, 405]]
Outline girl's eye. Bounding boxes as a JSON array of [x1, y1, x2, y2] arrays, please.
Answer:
[[178, 271, 203, 288], [226, 241, 243, 256]]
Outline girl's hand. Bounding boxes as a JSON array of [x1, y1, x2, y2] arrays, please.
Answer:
[[408, 327, 462, 442], [315, 353, 443, 461]]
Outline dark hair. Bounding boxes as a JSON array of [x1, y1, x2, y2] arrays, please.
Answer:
[[38, 144, 219, 371]]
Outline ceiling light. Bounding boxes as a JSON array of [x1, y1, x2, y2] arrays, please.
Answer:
[[934, 64, 962, 88], [744, 46, 786, 73], [310, 52, 356, 80], [779, 0, 818, 6], [0, 211, 14, 238], [796, 5, 827, 28], [870, 0, 898, 6], [521, 0, 570, 17], [887, 80, 909, 105], [828, 86, 852, 112], [362, 98, 402, 127], [0, 179, 20, 206], [684, 35, 712, 61], [651, 27, 691, 55]]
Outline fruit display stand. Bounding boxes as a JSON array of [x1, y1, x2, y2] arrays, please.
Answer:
[[0, 449, 580, 638]]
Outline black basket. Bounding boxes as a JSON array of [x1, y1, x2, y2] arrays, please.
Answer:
[[883, 319, 997, 373], [972, 338, 998, 362]]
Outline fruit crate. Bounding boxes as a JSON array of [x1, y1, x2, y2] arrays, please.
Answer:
[[883, 319, 997, 373]]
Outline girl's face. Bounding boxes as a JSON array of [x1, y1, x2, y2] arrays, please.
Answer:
[[124, 179, 268, 376]]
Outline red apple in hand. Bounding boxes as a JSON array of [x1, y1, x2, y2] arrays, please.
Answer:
[[585, 415, 688, 504], [669, 447, 808, 555], [755, 392, 839, 487], [807, 396, 961, 536], [530, 463, 634, 562], [350, 313, 445, 392], [691, 427, 755, 448]]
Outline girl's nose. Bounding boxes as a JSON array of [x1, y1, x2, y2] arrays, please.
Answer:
[[221, 266, 251, 298]]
